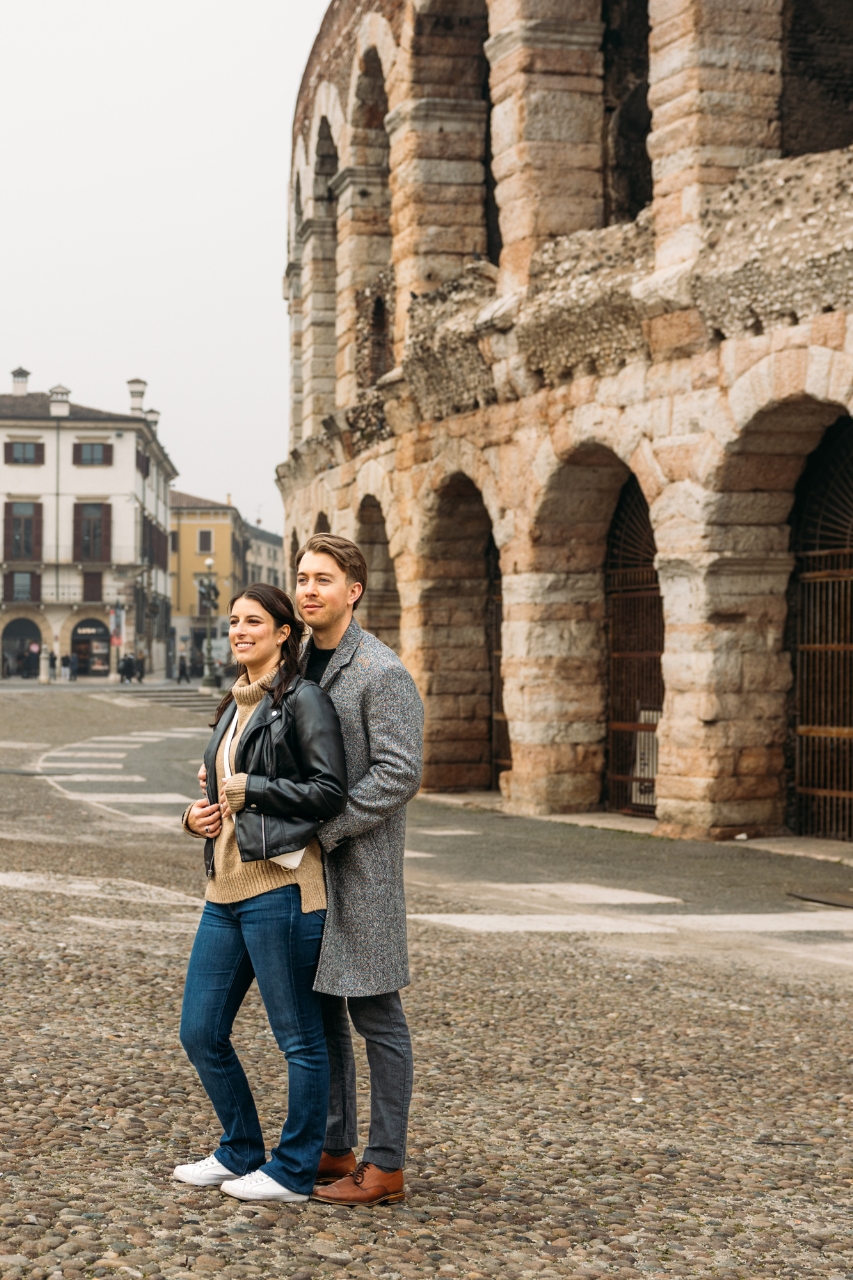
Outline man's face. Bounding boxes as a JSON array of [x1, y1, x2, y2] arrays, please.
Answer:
[[295, 551, 362, 634]]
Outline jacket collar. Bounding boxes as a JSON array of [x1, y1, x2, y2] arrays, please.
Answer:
[[301, 616, 363, 689]]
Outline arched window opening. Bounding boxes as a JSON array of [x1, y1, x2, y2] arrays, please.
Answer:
[[314, 512, 331, 534], [294, 174, 303, 221], [601, 0, 652, 225], [781, 0, 853, 156], [314, 116, 339, 194], [420, 474, 510, 790], [369, 296, 390, 384], [788, 416, 853, 838], [481, 61, 502, 267], [356, 496, 401, 652], [300, 117, 339, 439], [604, 475, 663, 814]]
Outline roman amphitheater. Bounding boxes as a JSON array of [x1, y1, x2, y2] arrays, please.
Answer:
[[277, 0, 853, 842]]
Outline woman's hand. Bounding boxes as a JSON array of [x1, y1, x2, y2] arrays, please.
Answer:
[[187, 798, 222, 838], [219, 784, 233, 820]]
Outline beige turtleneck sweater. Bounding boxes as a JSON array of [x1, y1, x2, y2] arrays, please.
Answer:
[[186, 670, 326, 911]]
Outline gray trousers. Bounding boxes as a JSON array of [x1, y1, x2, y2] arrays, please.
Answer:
[[319, 991, 413, 1171]]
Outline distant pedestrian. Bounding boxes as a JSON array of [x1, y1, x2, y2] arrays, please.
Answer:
[[135, 655, 145, 684], [69, 652, 79, 681], [177, 655, 190, 684], [61, 654, 69, 682], [49, 651, 56, 680]]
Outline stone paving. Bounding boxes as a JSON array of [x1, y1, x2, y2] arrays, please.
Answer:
[[1, 688, 853, 1280]]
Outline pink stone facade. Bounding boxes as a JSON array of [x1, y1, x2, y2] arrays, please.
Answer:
[[279, 0, 853, 840]]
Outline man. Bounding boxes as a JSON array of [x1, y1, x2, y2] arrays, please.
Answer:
[[295, 533, 423, 1207]]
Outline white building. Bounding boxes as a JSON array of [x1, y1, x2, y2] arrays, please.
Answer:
[[1, 369, 177, 679], [246, 523, 284, 589]]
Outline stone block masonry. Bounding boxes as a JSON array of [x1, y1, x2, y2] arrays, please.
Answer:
[[280, 0, 853, 842]]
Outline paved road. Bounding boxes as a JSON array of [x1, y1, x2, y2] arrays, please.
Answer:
[[1, 685, 853, 1280]]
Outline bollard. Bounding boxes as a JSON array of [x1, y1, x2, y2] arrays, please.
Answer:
[[38, 644, 50, 685]]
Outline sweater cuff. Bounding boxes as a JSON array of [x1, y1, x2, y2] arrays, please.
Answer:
[[182, 804, 207, 839], [224, 773, 248, 813]]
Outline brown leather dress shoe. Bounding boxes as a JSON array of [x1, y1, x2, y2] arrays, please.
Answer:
[[312, 1161, 404, 1205], [315, 1150, 358, 1185]]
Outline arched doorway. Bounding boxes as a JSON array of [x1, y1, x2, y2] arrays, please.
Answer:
[[789, 415, 853, 839], [72, 618, 110, 677], [604, 475, 664, 814], [356, 496, 401, 652], [2, 617, 41, 679], [419, 473, 510, 790]]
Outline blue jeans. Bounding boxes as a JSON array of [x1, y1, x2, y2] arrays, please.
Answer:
[[180, 885, 328, 1194]]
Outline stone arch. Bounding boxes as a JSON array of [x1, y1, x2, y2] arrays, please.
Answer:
[[299, 112, 341, 441], [602, 0, 652, 224], [389, 0, 492, 340], [501, 442, 655, 813], [355, 495, 402, 653], [781, 0, 853, 157], [414, 469, 510, 791], [314, 512, 331, 534], [650, 365, 853, 839], [338, 38, 396, 401]]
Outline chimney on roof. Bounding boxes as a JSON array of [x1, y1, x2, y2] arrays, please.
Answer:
[[49, 385, 71, 417], [127, 378, 147, 416], [145, 408, 160, 434], [11, 367, 30, 395]]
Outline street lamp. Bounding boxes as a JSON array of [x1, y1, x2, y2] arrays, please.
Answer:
[[200, 556, 219, 691]]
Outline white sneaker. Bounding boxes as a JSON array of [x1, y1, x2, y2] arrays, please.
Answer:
[[173, 1154, 234, 1186], [221, 1169, 308, 1202]]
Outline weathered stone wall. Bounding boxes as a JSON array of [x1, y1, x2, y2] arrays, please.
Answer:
[[279, 0, 853, 840]]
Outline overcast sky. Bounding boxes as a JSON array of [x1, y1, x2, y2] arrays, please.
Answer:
[[0, 0, 328, 533]]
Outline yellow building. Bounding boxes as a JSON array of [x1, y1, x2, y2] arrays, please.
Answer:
[[169, 491, 249, 676]]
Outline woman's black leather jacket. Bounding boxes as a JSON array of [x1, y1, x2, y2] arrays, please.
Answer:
[[201, 674, 347, 878]]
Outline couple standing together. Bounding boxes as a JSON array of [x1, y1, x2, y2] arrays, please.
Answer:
[[177, 534, 424, 1205]]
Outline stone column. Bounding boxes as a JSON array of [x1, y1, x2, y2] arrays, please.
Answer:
[[647, 0, 782, 272], [654, 551, 793, 839], [330, 167, 393, 405], [284, 260, 304, 447], [485, 4, 605, 290], [499, 568, 608, 813], [386, 97, 488, 348], [298, 216, 338, 439]]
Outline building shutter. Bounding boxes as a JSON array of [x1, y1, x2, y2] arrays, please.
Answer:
[[34, 443, 45, 465], [30, 572, 41, 603], [3, 504, 12, 560], [32, 504, 43, 561], [103, 443, 113, 466], [2, 573, 12, 602], [101, 504, 112, 561], [72, 443, 82, 465], [72, 504, 83, 561], [3, 443, 12, 464]]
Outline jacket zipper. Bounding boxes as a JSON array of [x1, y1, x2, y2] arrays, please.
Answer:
[[261, 814, 266, 858]]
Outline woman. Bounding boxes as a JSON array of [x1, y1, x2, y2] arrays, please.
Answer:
[[176, 584, 347, 1203]]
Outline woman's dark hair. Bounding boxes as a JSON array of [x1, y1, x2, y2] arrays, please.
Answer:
[[211, 584, 304, 726]]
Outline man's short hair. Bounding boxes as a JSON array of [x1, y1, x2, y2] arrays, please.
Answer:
[[296, 533, 368, 609]]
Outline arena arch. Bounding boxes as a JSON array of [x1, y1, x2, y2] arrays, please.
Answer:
[[355, 495, 401, 652], [602, 0, 652, 224], [503, 443, 664, 814], [300, 113, 341, 440], [414, 470, 510, 791]]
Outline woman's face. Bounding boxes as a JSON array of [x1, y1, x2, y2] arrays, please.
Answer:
[[229, 597, 290, 673]]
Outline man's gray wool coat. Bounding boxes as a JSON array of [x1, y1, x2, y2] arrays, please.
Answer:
[[303, 617, 424, 997]]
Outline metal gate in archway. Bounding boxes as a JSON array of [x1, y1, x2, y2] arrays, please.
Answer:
[[605, 475, 664, 815], [791, 416, 853, 839]]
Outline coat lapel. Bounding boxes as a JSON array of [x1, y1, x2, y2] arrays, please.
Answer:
[[319, 617, 363, 689]]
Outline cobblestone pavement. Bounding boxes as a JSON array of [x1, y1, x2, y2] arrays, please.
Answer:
[[1, 687, 852, 1280]]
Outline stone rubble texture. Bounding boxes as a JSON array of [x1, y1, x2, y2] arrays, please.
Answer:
[[3, 698, 853, 1280], [279, 0, 853, 840]]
